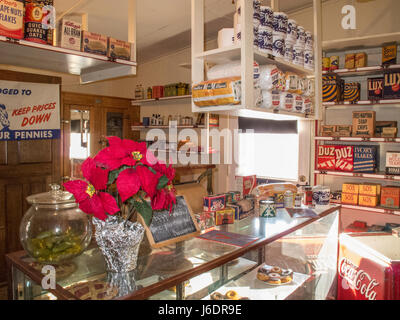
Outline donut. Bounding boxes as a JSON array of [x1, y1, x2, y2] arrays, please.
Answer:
[[258, 265, 272, 274], [225, 290, 240, 300], [267, 273, 281, 285], [271, 266, 282, 274], [280, 275, 292, 284], [211, 292, 224, 300], [257, 272, 270, 281], [281, 269, 293, 278]]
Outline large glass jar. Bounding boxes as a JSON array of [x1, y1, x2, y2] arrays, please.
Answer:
[[19, 184, 92, 264]]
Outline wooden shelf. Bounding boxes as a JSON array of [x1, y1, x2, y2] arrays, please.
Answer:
[[131, 95, 192, 105], [132, 125, 205, 130], [315, 136, 400, 143], [323, 100, 400, 108], [322, 32, 400, 52], [194, 45, 314, 77], [0, 36, 137, 84], [341, 203, 400, 216], [315, 170, 400, 182], [322, 64, 400, 77]]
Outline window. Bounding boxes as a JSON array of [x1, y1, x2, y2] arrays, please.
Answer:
[[236, 118, 305, 182]]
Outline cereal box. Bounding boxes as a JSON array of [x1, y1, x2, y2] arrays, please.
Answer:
[[381, 186, 400, 208], [235, 175, 257, 198], [203, 195, 226, 212], [323, 75, 343, 103], [354, 146, 377, 173], [107, 37, 132, 61], [386, 151, 400, 175], [359, 195, 378, 207], [368, 77, 384, 100], [382, 43, 397, 66], [335, 145, 354, 172], [342, 183, 359, 195], [215, 208, 235, 225], [58, 19, 82, 51], [344, 82, 360, 102], [0, 0, 23, 39], [81, 31, 108, 55], [352, 111, 376, 137], [383, 70, 400, 100], [317, 145, 336, 171], [341, 193, 358, 205]]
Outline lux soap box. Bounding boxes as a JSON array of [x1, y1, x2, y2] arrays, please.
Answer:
[[203, 194, 226, 212], [82, 31, 107, 55], [0, 0, 23, 39], [107, 37, 132, 61]]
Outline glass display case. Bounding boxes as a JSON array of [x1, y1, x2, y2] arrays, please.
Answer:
[[6, 205, 340, 300]]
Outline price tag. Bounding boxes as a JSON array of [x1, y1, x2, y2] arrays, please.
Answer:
[[385, 175, 396, 180], [362, 137, 370, 142], [384, 138, 396, 143], [384, 209, 394, 215], [353, 173, 364, 177]]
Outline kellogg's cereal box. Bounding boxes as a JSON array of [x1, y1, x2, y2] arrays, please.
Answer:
[[335, 145, 354, 172], [0, 0, 23, 39], [317, 145, 336, 171]]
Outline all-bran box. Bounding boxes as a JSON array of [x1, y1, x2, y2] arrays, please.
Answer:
[[368, 77, 384, 100], [335, 145, 354, 172], [203, 194, 226, 212], [383, 70, 400, 100], [81, 31, 107, 55], [317, 145, 336, 171], [354, 146, 377, 173], [0, 0, 23, 39], [58, 19, 82, 51]]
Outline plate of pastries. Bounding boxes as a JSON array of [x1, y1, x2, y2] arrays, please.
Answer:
[[256, 265, 294, 286], [210, 290, 250, 300]]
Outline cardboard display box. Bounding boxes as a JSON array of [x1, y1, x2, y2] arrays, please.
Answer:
[[381, 186, 400, 209], [335, 145, 354, 172], [317, 145, 336, 171], [386, 151, 400, 175], [352, 111, 376, 137], [354, 146, 378, 173], [383, 70, 400, 100]]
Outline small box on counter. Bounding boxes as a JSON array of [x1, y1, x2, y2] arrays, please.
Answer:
[[382, 43, 397, 66], [0, 0, 24, 39], [58, 19, 82, 51], [195, 212, 215, 231], [383, 70, 400, 100], [355, 52, 367, 68], [354, 146, 378, 173], [381, 186, 400, 208], [336, 125, 352, 137], [386, 151, 400, 175], [317, 145, 336, 171], [375, 121, 397, 137], [359, 195, 378, 207], [352, 111, 376, 137], [368, 77, 384, 100], [203, 195, 226, 212], [235, 175, 257, 198], [229, 199, 254, 220], [341, 193, 359, 205], [344, 82, 361, 102], [335, 145, 354, 172], [81, 31, 108, 55], [215, 208, 235, 226], [382, 127, 398, 138], [345, 221, 368, 233], [321, 125, 336, 137], [107, 37, 132, 61], [323, 75, 344, 103]]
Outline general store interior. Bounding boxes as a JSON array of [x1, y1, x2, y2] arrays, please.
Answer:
[[1, 0, 400, 301]]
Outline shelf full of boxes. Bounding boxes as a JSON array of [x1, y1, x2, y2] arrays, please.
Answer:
[[0, 0, 137, 84], [190, 0, 322, 121], [315, 33, 400, 223]]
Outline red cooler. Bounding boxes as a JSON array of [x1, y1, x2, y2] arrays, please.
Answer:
[[338, 233, 400, 300]]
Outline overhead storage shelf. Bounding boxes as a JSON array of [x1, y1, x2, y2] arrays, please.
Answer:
[[322, 64, 400, 77], [315, 136, 400, 143], [0, 36, 137, 84], [315, 170, 400, 182], [131, 95, 192, 105], [323, 100, 400, 108]]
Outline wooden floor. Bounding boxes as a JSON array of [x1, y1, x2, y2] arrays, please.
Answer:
[[0, 286, 7, 300]]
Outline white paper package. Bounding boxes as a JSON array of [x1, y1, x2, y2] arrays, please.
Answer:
[[207, 61, 260, 82]]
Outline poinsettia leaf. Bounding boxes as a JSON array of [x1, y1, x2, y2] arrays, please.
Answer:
[[108, 165, 131, 184], [132, 199, 153, 226], [157, 175, 169, 190]]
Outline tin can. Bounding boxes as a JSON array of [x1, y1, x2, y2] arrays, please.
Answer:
[[330, 56, 339, 71], [294, 194, 303, 208], [322, 57, 331, 72], [284, 191, 294, 208], [259, 200, 276, 218], [304, 186, 313, 205]]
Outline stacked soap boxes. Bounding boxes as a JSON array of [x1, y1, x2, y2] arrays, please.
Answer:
[[358, 184, 381, 207], [341, 183, 359, 205]]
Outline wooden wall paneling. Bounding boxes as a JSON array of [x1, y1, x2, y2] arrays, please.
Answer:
[[5, 184, 23, 253], [0, 142, 7, 165], [18, 140, 52, 163]]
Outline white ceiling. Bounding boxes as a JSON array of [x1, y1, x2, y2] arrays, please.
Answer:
[[54, 0, 317, 63]]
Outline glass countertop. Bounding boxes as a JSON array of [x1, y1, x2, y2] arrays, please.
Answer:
[[19, 205, 339, 300]]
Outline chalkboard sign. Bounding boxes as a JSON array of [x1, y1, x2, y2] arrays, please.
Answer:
[[138, 195, 200, 248]]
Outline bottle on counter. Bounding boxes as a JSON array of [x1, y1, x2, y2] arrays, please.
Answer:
[[147, 87, 152, 99]]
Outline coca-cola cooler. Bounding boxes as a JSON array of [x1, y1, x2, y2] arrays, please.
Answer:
[[338, 233, 400, 300]]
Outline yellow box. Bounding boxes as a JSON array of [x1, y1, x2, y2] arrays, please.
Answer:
[[359, 195, 378, 207], [215, 208, 235, 225], [342, 183, 359, 194], [359, 184, 381, 197], [341, 193, 358, 205]]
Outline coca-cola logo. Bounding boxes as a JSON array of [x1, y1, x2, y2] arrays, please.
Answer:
[[339, 257, 379, 300]]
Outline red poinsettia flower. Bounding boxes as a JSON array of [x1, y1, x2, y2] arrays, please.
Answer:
[[152, 161, 175, 183], [151, 185, 177, 212], [63, 158, 120, 221], [94, 136, 158, 170]]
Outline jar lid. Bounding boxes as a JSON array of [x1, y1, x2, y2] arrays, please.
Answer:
[[26, 184, 76, 205]]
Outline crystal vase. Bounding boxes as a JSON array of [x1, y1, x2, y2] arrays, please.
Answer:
[[93, 215, 145, 273]]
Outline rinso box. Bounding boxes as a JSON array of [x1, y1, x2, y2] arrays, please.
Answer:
[[335, 145, 354, 172], [0, 0, 23, 39], [317, 145, 336, 171], [354, 146, 378, 173], [383, 70, 400, 100], [322, 75, 344, 103], [344, 82, 361, 103], [352, 111, 376, 137], [386, 151, 400, 175]]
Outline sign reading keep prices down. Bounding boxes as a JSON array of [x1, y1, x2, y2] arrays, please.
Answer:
[[0, 80, 60, 141]]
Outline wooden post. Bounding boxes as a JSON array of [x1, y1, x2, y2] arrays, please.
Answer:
[[128, 0, 137, 62], [313, 0, 323, 121]]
